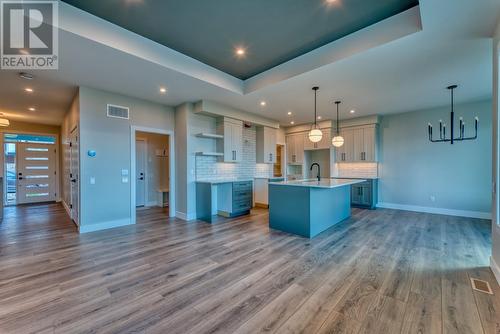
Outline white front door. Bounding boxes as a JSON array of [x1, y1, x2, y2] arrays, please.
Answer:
[[136, 139, 146, 207], [17, 143, 57, 204], [69, 128, 79, 225]]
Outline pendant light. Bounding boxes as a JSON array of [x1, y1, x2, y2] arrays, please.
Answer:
[[331, 101, 344, 147], [308, 86, 323, 143]]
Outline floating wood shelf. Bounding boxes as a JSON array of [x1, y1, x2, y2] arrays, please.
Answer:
[[195, 133, 224, 139], [195, 152, 224, 157]]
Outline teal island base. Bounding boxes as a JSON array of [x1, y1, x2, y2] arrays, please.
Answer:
[[268, 181, 353, 238]]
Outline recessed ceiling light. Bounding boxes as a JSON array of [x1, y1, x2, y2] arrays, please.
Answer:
[[317, 116, 322, 120], [287, 111, 292, 116], [159, 87, 167, 94], [290, 121, 295, 125], [260, 101, 266, 107], [235, 48, 246, 56], [350, 109, 355, 114], [24, 88, 33, 93], [19, 72, 34, 80], [28, 107, 36, 111]]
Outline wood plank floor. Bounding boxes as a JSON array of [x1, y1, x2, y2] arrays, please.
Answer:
[[0, 203, 498, 334]]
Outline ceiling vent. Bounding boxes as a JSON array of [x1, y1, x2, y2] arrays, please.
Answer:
[[107, 104, 129, 120]]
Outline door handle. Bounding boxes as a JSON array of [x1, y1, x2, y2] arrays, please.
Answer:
[[71, 179, 77, 183], [139, 177, 144, 180], [18, 177, 23, 180]]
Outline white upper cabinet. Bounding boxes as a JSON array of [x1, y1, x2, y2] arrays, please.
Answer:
[[286, 133, 304, 165], [217, 118, 243, 163], [335, 124, 377, 163], [256, 126, 277, 164], [304, 128, 331, 151]]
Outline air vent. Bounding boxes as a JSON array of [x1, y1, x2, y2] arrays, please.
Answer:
[[107, 104, 129, 120], [470, 277, 493, 295]]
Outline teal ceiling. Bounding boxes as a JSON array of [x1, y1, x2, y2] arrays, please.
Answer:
[[62, 0, 419, 80]]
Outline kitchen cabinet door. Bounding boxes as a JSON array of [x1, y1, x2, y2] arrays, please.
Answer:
[[217, 118, 243, 163], [294, 134, 304, 164], [319, 130, 331, 149], [362, 126, 376, 162], [257, 127, 277, 163], [352, 128, 364, 162], [286, 135, 295, 164], [232, 123, 243, 162], [335, 128, 353, 162]]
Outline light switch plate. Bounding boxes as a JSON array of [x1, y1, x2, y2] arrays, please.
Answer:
[[121, 169, 129, 176], [90, 177, 95, 185]]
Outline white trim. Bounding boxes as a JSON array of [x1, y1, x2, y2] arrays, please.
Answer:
[[176, 211, 196, 221], [62, 199, 71, 217], [146, 200, 158, 207], [135, 138, 148, 207], [79, 218, 132, 233], [377, 202, 491, 219], [131, 126, 175, 224], [490, 256, 500, 285]]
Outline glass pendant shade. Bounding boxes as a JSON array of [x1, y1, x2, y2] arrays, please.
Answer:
[[309, 128, 323, 143], [0, 118, 10, 127], [332, 135, 344, 147]]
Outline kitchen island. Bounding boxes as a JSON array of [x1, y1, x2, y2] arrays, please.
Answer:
[[268, 178, 365, 238]]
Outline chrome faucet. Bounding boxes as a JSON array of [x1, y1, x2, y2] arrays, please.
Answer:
[[310, 163, 321, 182]]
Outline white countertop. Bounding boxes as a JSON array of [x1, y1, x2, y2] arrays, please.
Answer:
[[196, 178, 253, 185], [269, 178, 366, 189]]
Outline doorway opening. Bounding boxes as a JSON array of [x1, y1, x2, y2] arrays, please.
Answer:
[[3, 133, 58, 206], [134, 131, 171, 218]]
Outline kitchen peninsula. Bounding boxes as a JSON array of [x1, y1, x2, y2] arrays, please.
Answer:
[[268, 178, 365, 238]]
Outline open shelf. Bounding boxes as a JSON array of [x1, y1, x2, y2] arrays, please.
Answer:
[[196, 152, 224, 157], [195, 133, 224, 139]]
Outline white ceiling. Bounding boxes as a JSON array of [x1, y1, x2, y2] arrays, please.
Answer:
[[0, 0, 498, 126]]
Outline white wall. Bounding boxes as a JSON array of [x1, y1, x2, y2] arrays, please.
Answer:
[[378, 100, 492, 218], [491, 19, 500, 283], [78, 87, 175, 232]]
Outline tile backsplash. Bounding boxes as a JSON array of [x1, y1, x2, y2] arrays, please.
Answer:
[[195, 126, 273, 180], [333, 162, 379, 178]]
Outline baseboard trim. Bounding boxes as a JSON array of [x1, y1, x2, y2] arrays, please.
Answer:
[[376, 202, 491, 219], [176, 211, 196, 221], [146, 201, 158, 207], [491, 256, 500, 285], [79, 218, 132, 233], [62, 200, 71, 218]]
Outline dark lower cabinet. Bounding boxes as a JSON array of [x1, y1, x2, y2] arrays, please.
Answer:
[[350, 179, 377, 209], [231, 181, 253, 217]]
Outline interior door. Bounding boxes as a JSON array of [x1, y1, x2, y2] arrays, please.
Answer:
[[17, 142, 57, 204], [136, 139, 146, 207], [69, 128, 79, 225]]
